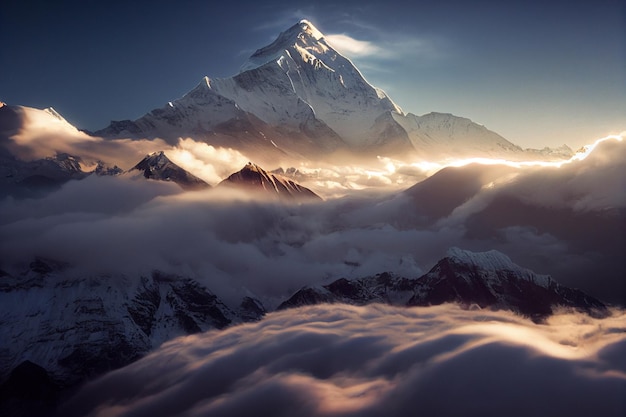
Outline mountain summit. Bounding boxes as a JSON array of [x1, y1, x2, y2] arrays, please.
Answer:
[[95, 20, 555, 162], [219, 162, 321, 202], [237, 19, 404, 144], [241, 19, 328, 72]]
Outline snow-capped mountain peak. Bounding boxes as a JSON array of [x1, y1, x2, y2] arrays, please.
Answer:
[[139, 151, 169, 169], [298, 19, 323, 39], [234, 19, 404, 145], [241, 19, 328, 72], [219, 161, 322, 201], [95, 19, 560, 161], [445, 247, 553, 288]]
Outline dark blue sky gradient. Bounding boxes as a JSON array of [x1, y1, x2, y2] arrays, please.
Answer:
[[1, 0, 624, 148]]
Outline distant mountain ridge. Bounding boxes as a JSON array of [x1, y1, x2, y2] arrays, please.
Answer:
[[278, 247, 607, 320], [0, 247, 609, 415]]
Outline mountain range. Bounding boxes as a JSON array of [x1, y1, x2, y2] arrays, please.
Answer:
[[0, 108, 322, 199], [0, 247, 607, 416], [278, 248, 606, 320], [0, 19, 576, 198]]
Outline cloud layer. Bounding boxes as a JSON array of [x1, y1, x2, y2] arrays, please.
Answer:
[[61, 304, 626, 417], [0, 137, 624, 308]]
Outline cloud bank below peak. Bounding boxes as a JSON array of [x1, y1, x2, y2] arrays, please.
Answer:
[[61, 304, 626, 417]]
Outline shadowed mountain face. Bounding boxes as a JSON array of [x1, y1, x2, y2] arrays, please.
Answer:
[[403, 163, 517, 223], [219, 162, 322, 202]]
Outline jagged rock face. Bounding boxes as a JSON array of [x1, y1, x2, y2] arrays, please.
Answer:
[[219, 162, 322, 202], [278, 248, 607, 319], [405, 255, 597, 319], [237, 296, 267, 322], [0, 259, 265, 389], [130, 151, 210, 190]]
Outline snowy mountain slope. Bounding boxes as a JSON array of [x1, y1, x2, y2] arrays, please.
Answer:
[[96, 77, 345, 163], [88, 21, 407, 157], [95, 20, 372, 156], [0, 259, 265, 387], [391, 112, 526, 159], [234, 20, 404, 146], [129, 151, 210, 190], [278, 248, 607, 319], [219, 162, 322, 202], [0, 105, 82, 140], [96, 77, 255, 139]]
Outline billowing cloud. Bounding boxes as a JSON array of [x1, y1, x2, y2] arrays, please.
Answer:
[[61, 304, 626, 417], [324, 32, 443, 66], [168, 138, 250, 185]]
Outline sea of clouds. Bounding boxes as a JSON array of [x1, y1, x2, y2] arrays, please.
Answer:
[[1, 135, 624, 307], [61, 304, 626, 417]]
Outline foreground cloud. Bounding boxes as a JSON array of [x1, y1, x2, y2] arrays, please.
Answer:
[[61, 304, 626, 417]]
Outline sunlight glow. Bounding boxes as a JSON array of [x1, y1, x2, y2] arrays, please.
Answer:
[[383, 134, 625, 177]]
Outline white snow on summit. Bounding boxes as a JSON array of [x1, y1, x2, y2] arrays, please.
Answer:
[[231, 19, 404, 144]]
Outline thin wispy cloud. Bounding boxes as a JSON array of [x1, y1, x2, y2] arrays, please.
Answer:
[[324, 34, 383, 57], [326, 32, 446, 65]]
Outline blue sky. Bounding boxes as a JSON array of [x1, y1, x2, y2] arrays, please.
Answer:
[[1, 0, 624, 149]]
